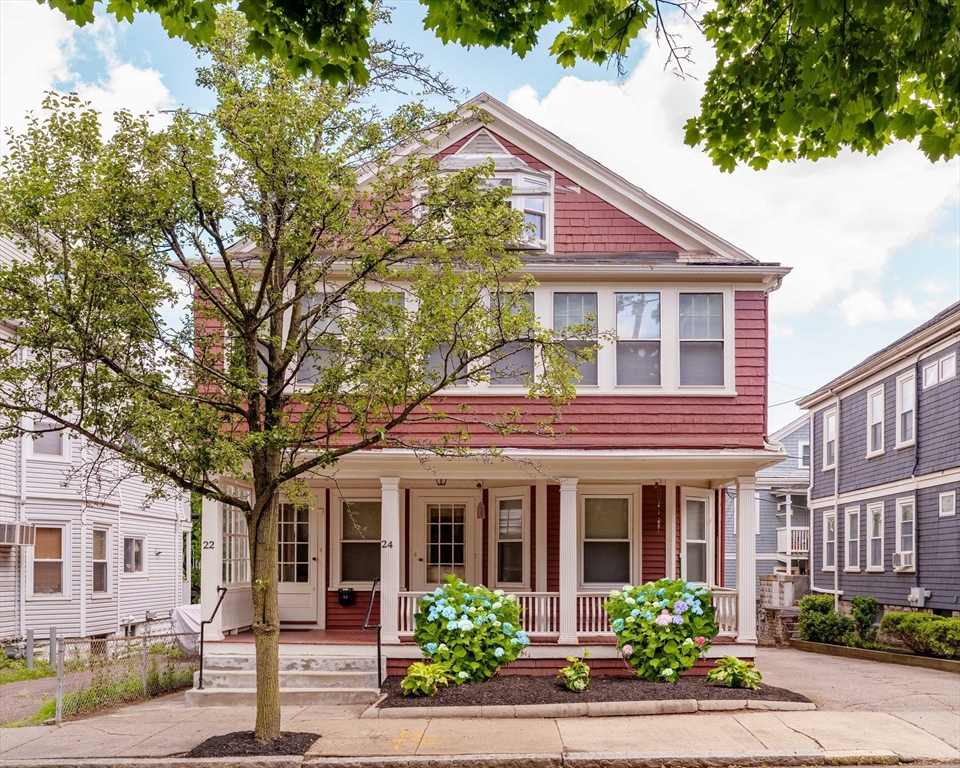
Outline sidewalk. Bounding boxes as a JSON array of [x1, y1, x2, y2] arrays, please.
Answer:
[[0, 693, 957, 767]]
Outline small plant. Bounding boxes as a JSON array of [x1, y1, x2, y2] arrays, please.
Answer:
[[400, 661, 455, 696], [797, 594, 854, 644], [704, 655, 763, 690], [556, 649, 591, 692]]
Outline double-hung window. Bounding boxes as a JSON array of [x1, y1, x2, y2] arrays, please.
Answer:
[[798, 441, 811, 469], [823, 410, 837, 469], [896, 373, 915, 447], [867, 386, 884, 457], [845, 507, 860, 572], [92, 529, 108, 593], [582, 497, 630, 585], [340, 500, 381, 584], [615, 292, 660, 385], [490, 292, 535, 386], [823, 512, 836, 571], [124, 537, 144, 574], [554, 292, 598, 386], [679, 293, 724, 386], [33, 526, 64, 594], [895, 498, 915, 570], [518, 177, 548, 241], [867, 503, 884, 571]]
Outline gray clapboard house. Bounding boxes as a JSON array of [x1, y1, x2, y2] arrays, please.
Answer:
[[798, 301, 960, 615], [724, 415, 811, 593], [0, 237, 190, 644]]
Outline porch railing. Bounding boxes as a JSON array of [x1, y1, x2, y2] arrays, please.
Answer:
[[777, 527, 810, 554], [398, 592, 418, 634], [712, 589, 738, 635], [576, 593, 609, 634]]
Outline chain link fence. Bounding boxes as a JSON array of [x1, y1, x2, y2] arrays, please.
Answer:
[[56, 633, 198, 723]]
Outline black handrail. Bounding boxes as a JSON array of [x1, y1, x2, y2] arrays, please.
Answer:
[[197, 586, 228, 691], [362, 577, 382, 689]]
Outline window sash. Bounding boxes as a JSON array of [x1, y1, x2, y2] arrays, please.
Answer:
[[31, 422, 65, 456], [684, 498, 709, 584], [940, 492, 956, 517], [495, 498, 525, 585], [897, 502, 914, 554], [824, 411, 837, 468], [923, 362, 939, 388], [867, 506, 883, 569], [867, 388, 884, 454], [897, 376, 915, 444], [824, 514, 836, 569], [940, 353, 956, 380], [582, 497, 631, 585], [846, 511, 859, 569], [33, 527, 64, 594], [799, 441, 810, 468], [123, 538, 144, 574], [92, 529, 108, 593]]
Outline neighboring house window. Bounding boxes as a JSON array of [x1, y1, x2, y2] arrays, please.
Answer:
[[924, 352, 958, 387], [939, 491, 956, 517], [896, 372, 915, 447], [867, 503, 884, 571], [798, 441, 810, 469], [278, 503, 309, 583], [582, 497, 630, 585], [922, 361, 939, 389], [92, 529, 108, 593], [554, 292, 598, 386], [895, 498, 915, 570], [823, 410, 837, 469], [845, 507, 860, 572], [822, 512, 836, 571], [679, 293, 723, 386], [123, 537, 144, 574], [867, 385, 884, 457], [341, 500, 381, 583], [495, 497, 525, 585], [30, 421, 66, 457], [222, 495, 250, 584], [490, 292, 535, 386], [615, 292, 661, 386], [33, 526, 64, 594], [939, 352, 956, 382], [683, 496, 709, 583]]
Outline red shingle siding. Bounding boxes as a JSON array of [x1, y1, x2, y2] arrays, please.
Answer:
[[641, 484, 667, 582], [325, 590, 378, 629], [438, 129, 679, 254]]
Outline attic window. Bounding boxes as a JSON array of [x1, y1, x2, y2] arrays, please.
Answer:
[[458, 130, 510, 156]]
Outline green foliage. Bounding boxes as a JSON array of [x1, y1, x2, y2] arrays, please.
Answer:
[[0, 659, 55, 684], [704, 655, 762, 690], [556, 649, 591, 692], [605, 579, 718, 683], [413, 576, 530, 684], [880, 613, 960, 659], [797, 595, 854, 644], [400, 661, 454, 696], [849, 596, 880, 644]]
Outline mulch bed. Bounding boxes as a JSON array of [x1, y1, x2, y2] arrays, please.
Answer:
[[379, 674, 810, 708], [185, 731, 320, 757]]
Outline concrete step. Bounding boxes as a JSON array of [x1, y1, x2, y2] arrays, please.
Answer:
[[202, 654, 378, 673], [193, 669, 380, 689], [184, 687, 379, 708]]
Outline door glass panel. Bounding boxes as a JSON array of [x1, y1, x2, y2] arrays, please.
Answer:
[[278, 503, 310, 583], [686, 500, 706, 540], [686, 542, 707, 583], [426, 503, 466, 583]]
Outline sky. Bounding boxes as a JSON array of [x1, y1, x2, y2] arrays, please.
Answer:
[[1, 0, 958, 434]]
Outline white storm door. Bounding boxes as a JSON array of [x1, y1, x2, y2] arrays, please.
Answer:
[[410, 492, 480, 591], [277, 502, 319, 623]]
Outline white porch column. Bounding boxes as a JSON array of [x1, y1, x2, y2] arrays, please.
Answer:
[[785, 493, 793, 575], [380, 477, 401, 644], [558, 478, 579, 645], [735, 476, 758, 644], [200, 496, 224, 640]]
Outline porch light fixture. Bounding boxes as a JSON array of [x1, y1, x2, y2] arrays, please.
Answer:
[[477, 500, 486, 519], [436, 479, 447, 486]]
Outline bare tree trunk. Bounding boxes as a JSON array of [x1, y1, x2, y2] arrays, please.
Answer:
[[249, 483, 281, 741]]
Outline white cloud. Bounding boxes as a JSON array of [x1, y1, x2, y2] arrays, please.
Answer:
[[839, 289, 943, 326], [770, 324, 795, 339], [506, 22, 960, 325]]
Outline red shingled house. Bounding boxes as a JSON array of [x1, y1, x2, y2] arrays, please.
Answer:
[[193, 94, 790, 701]]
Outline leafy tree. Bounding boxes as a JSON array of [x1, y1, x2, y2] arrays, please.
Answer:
[[0, 11, 586, 741], [38, 0, 960, 167]]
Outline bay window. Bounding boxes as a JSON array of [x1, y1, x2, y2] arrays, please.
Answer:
[[679, 293, 724, 386], [615, 292, 660, 385]]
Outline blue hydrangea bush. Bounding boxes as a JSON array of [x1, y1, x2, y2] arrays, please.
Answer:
[[413, 575, 530, 683], [605, 578, 719, 683]]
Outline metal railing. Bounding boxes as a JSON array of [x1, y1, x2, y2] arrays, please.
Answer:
[[197, 585, 227, 691], [362, 577, 382, 689]]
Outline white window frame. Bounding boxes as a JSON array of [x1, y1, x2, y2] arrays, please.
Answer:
[[939, 352, 956, 382], [922, 361, 939, 389], [678, 292, 726, 389], [487, 486, 531, 589], [895, 497, 916, 571], [579, 489, 637, 590], [123, 536, 147, 576], [680, 488, 713, 586], [330, 493, 383, 590], [798, 440, 810, 469], [895, 372, 916, 449], [822, 409, 837, 470], [26, 419, 71, 461], [866, 502, 884, 572], [866, 385, 885, 458], [27, 523, 70, 598], [844, 506, 860, 573], [822, 511, 836, 572], [91, 527, 111, 596], [939, 491, 956, 518]]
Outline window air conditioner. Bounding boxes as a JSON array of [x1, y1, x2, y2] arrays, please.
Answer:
[[892, 551, 914, 571], [17, 524, 36, 547], [0, 524, 16, 546]]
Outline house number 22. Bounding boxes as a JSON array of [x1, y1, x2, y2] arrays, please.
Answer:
[[381, 540, 393, 549]]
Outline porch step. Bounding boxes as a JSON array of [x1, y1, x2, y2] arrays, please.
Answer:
[[193, 669, 380, 689], [202, 654, 378, 673], [184, 687, 379, 708]]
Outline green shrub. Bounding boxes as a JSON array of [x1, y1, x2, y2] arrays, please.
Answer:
[[413, 575, 529, 683], [880, 612, 960, 659], [604, 578, 718, 683], [556, 650, 591, 692], [400, 661, 454, 696], [798, 594, 853, 643], [849, 596, 880, 643], [704, 655, 762, 690]]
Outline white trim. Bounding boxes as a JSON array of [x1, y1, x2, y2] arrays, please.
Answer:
[[680, 487, 713, 586], [866, 384, 885, 458], [939, 491, 956, 517], [844, 506, 860, 573], [866, 502, 884, 572], [797, 440, 810, 469], [578, 485, 641, 590], [810, 467, 958, 505], [822, 511, 836, 572], [895, 372, 916, 449], [487, 486, 532, 589], [822, 409, 837, 470], [922, 351, 957, 389], [895, 496, 916, 572]]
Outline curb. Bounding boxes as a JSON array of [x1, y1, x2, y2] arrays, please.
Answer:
[[789, 639, 960, 674], [0, 759, 301, 768], [360, 698, 816, 718]]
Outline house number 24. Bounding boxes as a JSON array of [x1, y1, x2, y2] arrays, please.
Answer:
[[381, 540, 393, 548]]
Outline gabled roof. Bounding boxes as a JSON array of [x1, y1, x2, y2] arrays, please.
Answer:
[[770, 412, 809, 444], [798, 300, 960, 409]]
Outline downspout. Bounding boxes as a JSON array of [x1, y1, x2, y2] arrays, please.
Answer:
[[912, 360, 921, 591], [18, 414, 27, 638], [832, 389, 840, 611]]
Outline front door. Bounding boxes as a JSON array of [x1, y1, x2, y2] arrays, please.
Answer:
[[410, 491, 480, 591], [278, 501, 320, 623]]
